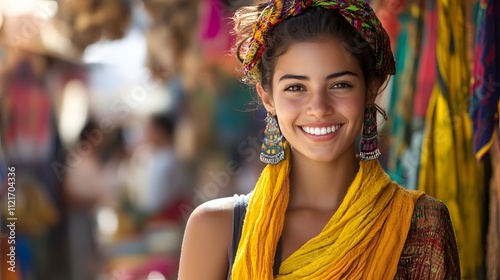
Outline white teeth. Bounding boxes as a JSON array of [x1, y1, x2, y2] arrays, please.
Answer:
[[302, 124, 341, 136]]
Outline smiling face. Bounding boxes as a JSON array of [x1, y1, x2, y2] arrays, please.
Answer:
[[258, 38, 367, 163]]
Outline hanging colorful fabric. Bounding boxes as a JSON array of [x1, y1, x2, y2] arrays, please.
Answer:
[[418, 0, 485, 277], [385, 0, 425, 184], [470, 0, 500, 160]]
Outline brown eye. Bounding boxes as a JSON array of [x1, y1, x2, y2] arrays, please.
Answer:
[[285, 85, 305, 91], [332, 82, 352, 89]]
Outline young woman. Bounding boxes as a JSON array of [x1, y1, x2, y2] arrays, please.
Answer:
[[178, 0, 460, 279]]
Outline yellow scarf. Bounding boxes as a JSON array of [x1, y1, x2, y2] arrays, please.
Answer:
[[232, 145, 424, 279]]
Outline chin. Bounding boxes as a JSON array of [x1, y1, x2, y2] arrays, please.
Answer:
[[295, 146, 356, 164], [298, 151, 339, 163]]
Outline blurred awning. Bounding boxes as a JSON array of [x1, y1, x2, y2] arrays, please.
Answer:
[[0, 0, 132, 63], [0, 0, 81, 62]]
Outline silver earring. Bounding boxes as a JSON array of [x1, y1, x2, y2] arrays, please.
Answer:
[[260, 112, 285, 164]]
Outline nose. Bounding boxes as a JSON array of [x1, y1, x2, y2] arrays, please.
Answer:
[[306, 90, 333, 118]]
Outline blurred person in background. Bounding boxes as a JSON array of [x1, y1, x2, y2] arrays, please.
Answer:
[[110, 113, 191, 279], [0, 0, 133, 277], [0, 50, 69, 279], [62, 120, 106, 280], [136, 113, 190, 220]]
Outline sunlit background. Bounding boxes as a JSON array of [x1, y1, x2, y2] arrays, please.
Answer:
[[0, 0, 499, 279], [0, 1, 262, 279]]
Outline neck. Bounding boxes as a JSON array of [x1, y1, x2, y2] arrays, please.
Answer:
[[288, 147, 359, 212]]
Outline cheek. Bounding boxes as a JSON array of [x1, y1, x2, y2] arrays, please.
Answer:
[[334, 95, 366, 136], [341, 99, 365, 119], [338, 92, 366, 116], [274, 100, 301, 139], [274, 98, 302, 123]]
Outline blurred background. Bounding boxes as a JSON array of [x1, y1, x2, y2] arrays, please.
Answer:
[[0, 0, 498, 279]]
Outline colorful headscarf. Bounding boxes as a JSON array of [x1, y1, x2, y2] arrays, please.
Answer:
[[242, 0, 396, 82]]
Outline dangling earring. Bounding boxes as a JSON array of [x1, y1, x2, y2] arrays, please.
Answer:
[[260, 112, 285, 164], [359, 105, 380, 161]]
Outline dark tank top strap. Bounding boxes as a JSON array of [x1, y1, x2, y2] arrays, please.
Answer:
[[228, 193, 250, 278], [228, 193, 282, 278]]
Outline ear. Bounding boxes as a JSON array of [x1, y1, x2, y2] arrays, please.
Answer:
[[256, 82, 275, 113]]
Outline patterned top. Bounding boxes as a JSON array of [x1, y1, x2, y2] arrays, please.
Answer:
[[230, 194, 460, 279], [395, 195, 460, 279]]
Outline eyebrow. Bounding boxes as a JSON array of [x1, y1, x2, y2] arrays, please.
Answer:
[[278, 71, 359, 82]]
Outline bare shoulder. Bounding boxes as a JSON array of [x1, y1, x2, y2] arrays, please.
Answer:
[[185, 197, 235, 238], [191, 196, 235, 218], [178, 197, 235, 280]]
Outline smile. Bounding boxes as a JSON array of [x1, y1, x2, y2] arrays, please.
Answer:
[[301, 124, 342, 136]]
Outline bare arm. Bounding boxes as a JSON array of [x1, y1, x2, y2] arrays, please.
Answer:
[[178, 197, 234, 280]]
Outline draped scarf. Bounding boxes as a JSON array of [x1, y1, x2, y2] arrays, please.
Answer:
[[232, 145, 424, 279]]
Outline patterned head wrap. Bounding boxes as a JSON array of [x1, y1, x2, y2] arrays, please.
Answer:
[[242, 0, 396, 82]]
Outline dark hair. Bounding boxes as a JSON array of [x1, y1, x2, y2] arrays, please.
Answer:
[[150, 113, 176, 138], [233, 5, 388, 102]]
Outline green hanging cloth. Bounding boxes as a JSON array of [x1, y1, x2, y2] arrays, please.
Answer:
[[386, 1, 425, 185]]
